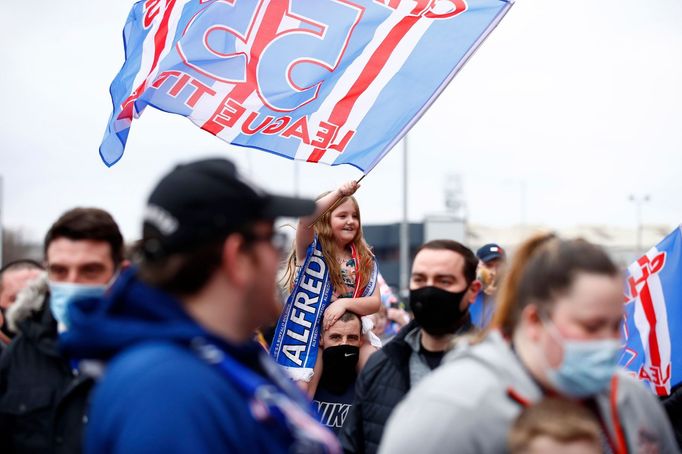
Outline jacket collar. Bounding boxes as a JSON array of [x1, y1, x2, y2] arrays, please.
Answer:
[[6, 272, 49, 334]]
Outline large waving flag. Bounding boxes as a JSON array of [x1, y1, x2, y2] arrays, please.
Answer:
[[101, 0, 514, 171], [620, 226, 682, 396]]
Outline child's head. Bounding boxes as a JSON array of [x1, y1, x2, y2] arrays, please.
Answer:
[[314, 194, 373, 294], [508, 398, 603, 454], [314, 194, 364, 247]]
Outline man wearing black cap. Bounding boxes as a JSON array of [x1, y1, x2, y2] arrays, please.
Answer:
[[476, 243, 505, 280], [60, 158, 339, 453]]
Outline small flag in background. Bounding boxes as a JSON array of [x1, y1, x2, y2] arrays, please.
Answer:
[[100, 0, 514, 172], [620, 225, 682, 396]]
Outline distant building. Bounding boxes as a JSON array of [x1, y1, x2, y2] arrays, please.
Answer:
[[364, 220, 675, 289], [363, 223, 423, 291]]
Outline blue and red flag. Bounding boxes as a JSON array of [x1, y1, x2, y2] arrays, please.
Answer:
[[101, 0, 514, 171], [620, 226, 682, 396]]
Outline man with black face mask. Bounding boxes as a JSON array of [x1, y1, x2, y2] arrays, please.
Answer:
[[313, 311, 363, 434], [340, 240, 480, 454]]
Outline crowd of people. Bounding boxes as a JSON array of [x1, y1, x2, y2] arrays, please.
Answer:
[[0, 157, 679, 453]]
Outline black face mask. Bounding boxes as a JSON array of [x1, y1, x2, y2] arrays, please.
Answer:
[[320, 344, 359, 394], [410, 286, 469, 336]]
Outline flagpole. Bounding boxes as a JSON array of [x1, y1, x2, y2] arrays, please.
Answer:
[[399, 136, 409, 299]]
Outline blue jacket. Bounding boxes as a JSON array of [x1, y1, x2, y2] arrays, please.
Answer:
[[60, 268, 338, 454]]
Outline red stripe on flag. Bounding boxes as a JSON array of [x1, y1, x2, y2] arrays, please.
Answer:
[[119, 0, 178, 119], [639, 282, 667, 395], [201, 2, 287, 135], [306, 13, 421, 163]]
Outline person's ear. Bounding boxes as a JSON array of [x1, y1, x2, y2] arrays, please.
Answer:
[[461, 281, 482, 309], [220, 234, 251, 287], [520, 304, 543, 342]]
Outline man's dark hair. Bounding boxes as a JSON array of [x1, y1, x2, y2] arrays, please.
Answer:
[[137, 226, 261, 297], [321, 311, 362, 335], [416, 239, 478, 285], [44, 208, 124, 266], [0, 259, 43, 296], [339, 311, 362, 330], [137, 238, 225, 296]]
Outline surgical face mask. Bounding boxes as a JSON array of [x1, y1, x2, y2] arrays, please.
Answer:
[[410, 286, 468, 336], [542, 318, 621, 398], [48, 281, 107, 330]]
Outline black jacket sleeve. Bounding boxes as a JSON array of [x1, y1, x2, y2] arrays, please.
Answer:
[[0, 341, 15, 453], [340, 367, 367, 453]]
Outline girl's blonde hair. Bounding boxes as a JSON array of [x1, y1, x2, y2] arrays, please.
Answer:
[[281, 194, 374, 295]]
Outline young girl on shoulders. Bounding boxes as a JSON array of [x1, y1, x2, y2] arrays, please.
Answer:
[[271, 180, 381, 394]]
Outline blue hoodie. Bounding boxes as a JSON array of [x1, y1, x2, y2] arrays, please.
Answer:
[[61, 268, 339, 454]]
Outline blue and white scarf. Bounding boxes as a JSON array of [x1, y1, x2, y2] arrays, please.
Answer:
[[270, 236, 377, 381]]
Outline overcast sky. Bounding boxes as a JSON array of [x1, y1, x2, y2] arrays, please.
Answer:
[[1, 0, 681, 244]]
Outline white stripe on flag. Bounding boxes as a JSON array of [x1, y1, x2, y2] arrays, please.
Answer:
[[189, 2, 272, 135], [130, 12, 165, 111], [186, 81, 237, 126], [645, 254, 672, 394], [145, 1, 193, 99], [130, 0, 191, 117], [631, 246, 672, 393], [293, 8, 408, 160], [215, 91, 264, 143], [323, 15, 434, 165]]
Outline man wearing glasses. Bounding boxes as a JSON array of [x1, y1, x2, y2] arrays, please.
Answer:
[[61, 158, 340, 453]]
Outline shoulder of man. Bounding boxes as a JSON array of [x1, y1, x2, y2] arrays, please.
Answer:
[[357, 321, 419, 383], [5, 273, 49, 334], [378, 320, 418, 358], [99, 340, 233, 397], [88, 341, 255, 452]]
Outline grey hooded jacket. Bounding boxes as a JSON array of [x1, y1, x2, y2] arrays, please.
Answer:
[[379, 331, 679, 454]]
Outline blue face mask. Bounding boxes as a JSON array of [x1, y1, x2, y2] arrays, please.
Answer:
[[48, 282, 107, 329], [543, 319, 621, 398]]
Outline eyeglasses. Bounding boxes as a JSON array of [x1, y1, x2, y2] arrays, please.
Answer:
[[243, 230, 290, 254]]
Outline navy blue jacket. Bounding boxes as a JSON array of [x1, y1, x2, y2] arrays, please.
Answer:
[[61, 269, 337, 454]]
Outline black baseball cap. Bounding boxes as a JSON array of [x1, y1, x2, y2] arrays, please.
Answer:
[[141, 158, 315, 259], [476, 243, 505, 263]]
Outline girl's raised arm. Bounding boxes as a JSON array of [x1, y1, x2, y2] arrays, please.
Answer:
[[295, 180, 359, 262]]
